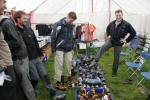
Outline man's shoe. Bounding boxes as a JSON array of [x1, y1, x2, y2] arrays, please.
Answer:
[[66, 77, 76, 88], [55, 82, 67, 91], [47, 84, 56, 97]]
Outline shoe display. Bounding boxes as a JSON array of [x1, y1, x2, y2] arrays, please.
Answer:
[[76, 54, 113, 100]]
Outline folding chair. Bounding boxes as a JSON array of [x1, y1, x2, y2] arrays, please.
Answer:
[[136, 72, 150, 96], [137, 72, 150, 87], [125, 52, 150, 79]]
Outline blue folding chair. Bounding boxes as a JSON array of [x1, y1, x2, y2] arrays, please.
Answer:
[[126, 52, 150, 79], [137, 72, 150, 87], [136, 72, 150, 95]]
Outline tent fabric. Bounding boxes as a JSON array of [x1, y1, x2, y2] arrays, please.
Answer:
[[7, 0, 150, 40], [7, 0, 46, 13]]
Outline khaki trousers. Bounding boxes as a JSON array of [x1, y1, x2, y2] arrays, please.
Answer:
[[54, 50, 73, 81]]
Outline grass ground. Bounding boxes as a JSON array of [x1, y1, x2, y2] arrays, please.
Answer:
[[37, 49, 150, 100]]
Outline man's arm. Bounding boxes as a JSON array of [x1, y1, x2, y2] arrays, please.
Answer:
[[120, 23, 136, 44], [106, 23, 111, 41], [51, 23, 61, 52], [2, 21, 21, 49], [126, 23, 136, 42], [31, 28, 43, 57], [106, 23, 111, 37]]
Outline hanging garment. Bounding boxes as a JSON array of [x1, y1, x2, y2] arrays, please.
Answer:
[[83, 24, 96, 43], [36, 24, 52, 36]]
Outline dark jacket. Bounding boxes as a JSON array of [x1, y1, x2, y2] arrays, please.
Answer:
[[17, 26, 43, 60], [51, 18, 75, 52], [1, 18, 28, 60], [106, 20, 136, 46]]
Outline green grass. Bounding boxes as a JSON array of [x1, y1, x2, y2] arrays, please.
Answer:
[[37, 49, 150, 100]]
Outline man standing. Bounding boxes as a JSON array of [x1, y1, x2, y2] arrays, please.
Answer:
[[1, 8, 35, 100], [0, 0, 16, 100], [51, 12, 77, 90], [15, 11, 66, 100], [93, 9, 136, 76]]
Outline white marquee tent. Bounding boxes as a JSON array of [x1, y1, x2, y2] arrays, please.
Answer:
[[7, 0, 150, 40]]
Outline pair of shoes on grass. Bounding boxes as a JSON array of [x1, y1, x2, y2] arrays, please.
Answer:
[[55, 81, 67, 91]]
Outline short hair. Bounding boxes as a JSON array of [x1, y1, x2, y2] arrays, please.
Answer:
[[14, 10, 26, 22], [115, 9, 123, 14], [67, 11, 77, 20]]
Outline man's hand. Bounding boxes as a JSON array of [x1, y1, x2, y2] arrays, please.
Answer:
[[37, 56, 44, 62], [120, 38, 127, 44], [0, 66, 6, 72], [108, 35, 111, 39], [106, 35, 111, 41], [52, 49, 56, 53]]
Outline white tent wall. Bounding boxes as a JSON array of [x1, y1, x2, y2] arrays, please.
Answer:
[[31, 0, 150, 41], [7, 0, 150, 41]]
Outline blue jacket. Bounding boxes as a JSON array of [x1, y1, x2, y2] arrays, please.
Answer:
[[51, 18, 75, 52]]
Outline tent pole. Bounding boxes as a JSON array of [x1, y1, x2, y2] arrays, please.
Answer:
[[108, 0, 111, 23], [92, 0, 93, 13]]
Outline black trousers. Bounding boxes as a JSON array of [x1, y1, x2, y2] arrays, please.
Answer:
[[0, 66, 16, 100]]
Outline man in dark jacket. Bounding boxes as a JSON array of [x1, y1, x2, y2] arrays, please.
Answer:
[[94, 9, 136, 76], [15, 11, 66, 100], [0, 0, 16, 100], [1, 10, 35, 100], [51, 11, 77, 90], [16, 11, 50, 96]]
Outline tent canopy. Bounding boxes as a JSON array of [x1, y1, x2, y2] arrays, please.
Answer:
[[7, 0, 46, 13], [7, 0, 150, 39]]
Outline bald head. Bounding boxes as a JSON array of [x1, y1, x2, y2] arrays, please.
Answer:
[[0, 0, 6, 15]]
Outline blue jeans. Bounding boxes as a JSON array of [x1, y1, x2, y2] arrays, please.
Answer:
[[95, 41, 121, 74], [29, 58, 50, 88]]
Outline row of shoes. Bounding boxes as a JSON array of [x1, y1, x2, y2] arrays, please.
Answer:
[[76, 54, 113, 100], [77, 87, 112, 100]]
